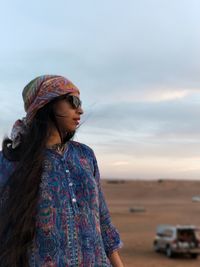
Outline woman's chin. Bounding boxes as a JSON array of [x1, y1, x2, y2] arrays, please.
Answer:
[[63, 128, 76, 134]]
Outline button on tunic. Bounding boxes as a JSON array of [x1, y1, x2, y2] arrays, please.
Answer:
[[0, 141, 123, 267]]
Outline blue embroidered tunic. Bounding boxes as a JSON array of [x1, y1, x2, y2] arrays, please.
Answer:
[[0, 141, 122, 267]]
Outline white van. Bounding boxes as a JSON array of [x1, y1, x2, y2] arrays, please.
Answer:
[[153, 225, 200, 259]]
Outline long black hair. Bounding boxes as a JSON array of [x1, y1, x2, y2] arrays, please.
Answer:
[[0, 97, 75, 267]]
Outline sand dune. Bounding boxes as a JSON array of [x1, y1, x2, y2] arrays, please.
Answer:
[[102, 180, 200, 267]]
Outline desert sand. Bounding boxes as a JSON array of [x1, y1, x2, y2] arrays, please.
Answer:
[[101, 179, 200, 267]]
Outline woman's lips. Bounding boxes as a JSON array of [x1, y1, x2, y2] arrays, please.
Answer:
[[73, 118, 80, 125]]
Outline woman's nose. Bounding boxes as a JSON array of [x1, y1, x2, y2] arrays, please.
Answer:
[[77, 106, 84, 115]]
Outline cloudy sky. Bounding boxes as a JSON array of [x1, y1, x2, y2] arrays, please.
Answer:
[[0, 0, 200, 179]]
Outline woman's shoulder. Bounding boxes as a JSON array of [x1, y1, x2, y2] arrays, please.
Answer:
[[0, 150, 8, 168], [0, 150, 13, 165], [0, 151, 15, 186], [69, 141, 95, 158]]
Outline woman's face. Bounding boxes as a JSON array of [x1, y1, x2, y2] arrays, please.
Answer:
[[52, 92, 84, 133]]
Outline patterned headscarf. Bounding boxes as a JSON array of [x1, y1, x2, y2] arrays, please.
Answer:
[[11, 75, 80, 148]]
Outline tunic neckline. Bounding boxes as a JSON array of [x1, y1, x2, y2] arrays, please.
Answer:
[[45, 141, 70, 157]]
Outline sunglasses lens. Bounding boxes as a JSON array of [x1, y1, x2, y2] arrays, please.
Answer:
[[66, 95, 81, 109]]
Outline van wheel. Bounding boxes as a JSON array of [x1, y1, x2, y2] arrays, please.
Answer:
[[153, 242, 160, 252], [191, 254, 198, 259], [166, 246, 173, 258]]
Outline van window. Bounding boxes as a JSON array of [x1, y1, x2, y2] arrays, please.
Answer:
[[177, 229, 197, 242], [163, 229, 173, 237], [195, 230, 200, 239]]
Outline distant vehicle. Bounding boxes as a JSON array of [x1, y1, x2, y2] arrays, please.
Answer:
[[192, 196, 200, 202], [153, 225, 200, 259]]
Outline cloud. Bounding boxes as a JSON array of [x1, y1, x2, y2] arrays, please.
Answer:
[[104, 88, 200, 104], [133, 89, 197, 102], [78, 94, 200, 166], [83, 96, 200, 134], [112, 161, 130, 166]]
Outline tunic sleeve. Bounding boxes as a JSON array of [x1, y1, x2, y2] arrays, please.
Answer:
[[92, 153, 123, 256]]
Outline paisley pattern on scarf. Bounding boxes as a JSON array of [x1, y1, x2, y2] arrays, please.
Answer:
[[10, 75, 80, 149], [0, 141, 123, 267], [23, 75, 80, 122]]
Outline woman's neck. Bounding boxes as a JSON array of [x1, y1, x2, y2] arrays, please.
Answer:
[[46, 129, 68, 155], [46, 128, 62, 147]]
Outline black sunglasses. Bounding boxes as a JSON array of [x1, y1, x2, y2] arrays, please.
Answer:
[[64, 95, 82, 109]]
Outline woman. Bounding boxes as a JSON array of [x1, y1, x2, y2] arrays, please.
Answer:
[[0, 75, 124, 267]]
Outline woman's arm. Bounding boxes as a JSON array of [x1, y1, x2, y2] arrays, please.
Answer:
[[91, 151, 124, 265], [108, 250, 124, 267]]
